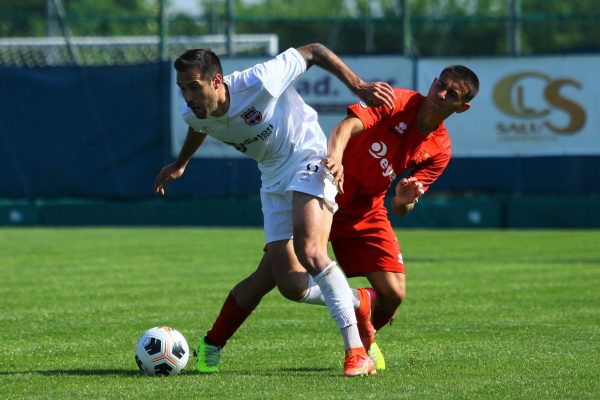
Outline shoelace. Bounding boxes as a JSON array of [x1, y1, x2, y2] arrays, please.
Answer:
[[203, 344, 221, 366]]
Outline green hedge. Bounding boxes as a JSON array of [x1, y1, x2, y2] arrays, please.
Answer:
[[1, 194, 599, 228]]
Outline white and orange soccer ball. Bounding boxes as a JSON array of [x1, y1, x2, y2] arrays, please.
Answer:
[[135, 326, 189, 376]]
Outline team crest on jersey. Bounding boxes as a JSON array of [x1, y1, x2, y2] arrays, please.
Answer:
[[393, 122, 408, 135], [241, 107, 263, 126], [414, 151, 431, 163]]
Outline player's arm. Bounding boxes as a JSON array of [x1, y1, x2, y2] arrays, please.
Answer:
[[391, 152, 450, 216], [154, 127, 207, 195], [323, 116, 364, 194], [295, 43, 394, 109]]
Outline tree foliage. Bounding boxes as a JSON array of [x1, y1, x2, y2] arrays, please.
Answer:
[[0, 0, 159, 37], [65, 0, 159, 36], [1, 0, 599, 56], [0, 0, 47, 37]]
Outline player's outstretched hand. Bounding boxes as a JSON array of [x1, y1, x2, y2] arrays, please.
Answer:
[[154, 162, 185, 196], [395, 177, 425, 205], [355, 81, 395, 110], [322, 156, 344, 194]]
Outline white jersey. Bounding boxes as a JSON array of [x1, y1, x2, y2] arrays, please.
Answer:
[[182, 48, 327, 187]]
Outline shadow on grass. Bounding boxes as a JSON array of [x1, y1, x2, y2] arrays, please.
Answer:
[[1, 367, 337, 377], [0, 369, 140, 376], [279, 367, 334, 373], [218, 367, 337, 377]]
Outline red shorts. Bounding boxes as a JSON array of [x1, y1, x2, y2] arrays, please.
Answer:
[[330, 218, 405, 278]]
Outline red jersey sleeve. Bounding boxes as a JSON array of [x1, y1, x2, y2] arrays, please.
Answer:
[[347, 88, 416, 129], [410, 132, 451, 193], [411, 152, 450, 192], [347, 101, 392, 130]]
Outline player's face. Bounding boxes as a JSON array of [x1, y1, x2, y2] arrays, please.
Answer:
[[176, 68, 220, 119], [424, 74, 470, 117]]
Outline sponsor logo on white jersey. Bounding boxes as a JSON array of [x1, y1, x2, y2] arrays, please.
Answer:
[[369, 141, 396, 181], [225, 124, 273, 153]]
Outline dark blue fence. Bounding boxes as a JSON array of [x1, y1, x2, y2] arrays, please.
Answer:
[[1, 62, 598, 200]]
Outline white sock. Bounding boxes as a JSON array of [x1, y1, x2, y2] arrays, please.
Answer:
[[313, 262, 363, 349], [299, 274, 360, 309], [342, 325, 363, 350]]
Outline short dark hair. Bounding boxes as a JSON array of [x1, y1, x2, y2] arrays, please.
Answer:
[[440, 65, 479, 102], [174, 49, 223, 81]]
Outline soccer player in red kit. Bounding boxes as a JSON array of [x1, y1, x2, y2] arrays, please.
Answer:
[[195, 65, 479, 374], [323, 65, 479, 367]]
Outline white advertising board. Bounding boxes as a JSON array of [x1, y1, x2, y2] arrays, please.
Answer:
[[419, 56, 600, 157]]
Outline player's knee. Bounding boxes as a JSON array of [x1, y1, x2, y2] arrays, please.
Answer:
[[292, 238, 321, 274], [276, 282, 305, 302], [393, 288, 405, 306]]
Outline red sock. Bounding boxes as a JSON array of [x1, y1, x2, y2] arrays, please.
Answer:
[[205, 292, 253, 347], [372, 308, 397, 331]]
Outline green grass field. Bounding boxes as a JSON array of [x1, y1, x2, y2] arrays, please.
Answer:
[[1, 228, 599, 399]]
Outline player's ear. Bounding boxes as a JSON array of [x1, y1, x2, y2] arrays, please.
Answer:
[[212, 73, 223, 89], [456, 102, 471, 114]]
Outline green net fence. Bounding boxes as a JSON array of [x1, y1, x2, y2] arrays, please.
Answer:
[[1, 5, 599, 66]]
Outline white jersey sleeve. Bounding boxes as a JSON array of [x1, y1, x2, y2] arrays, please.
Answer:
[[239, 47, 307, 99]]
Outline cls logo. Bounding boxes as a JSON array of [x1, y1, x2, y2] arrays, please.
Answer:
[[368, 142, 387, 158], [493, 71, 585, 134], [369, 141, 396, 181]]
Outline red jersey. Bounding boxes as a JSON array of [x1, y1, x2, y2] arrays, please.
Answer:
[[331, 88, 451, 239]]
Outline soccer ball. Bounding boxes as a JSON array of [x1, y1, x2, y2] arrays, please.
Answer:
[[135, 326, 190, 376]]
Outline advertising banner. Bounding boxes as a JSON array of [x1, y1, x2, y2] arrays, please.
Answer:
[[419, 56, 600, 157], [171, 54, 412, 158]]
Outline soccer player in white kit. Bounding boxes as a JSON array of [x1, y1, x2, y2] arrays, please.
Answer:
[[154, 43, 394, 377]]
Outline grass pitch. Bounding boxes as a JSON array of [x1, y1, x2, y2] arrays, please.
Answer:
[[1, 228, 599, 399]]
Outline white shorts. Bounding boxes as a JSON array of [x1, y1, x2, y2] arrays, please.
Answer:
[[261, 156, 338, 244]]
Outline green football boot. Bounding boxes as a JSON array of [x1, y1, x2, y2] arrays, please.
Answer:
[[194, 337, 221, 373], [368, 342, 386, 371]]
